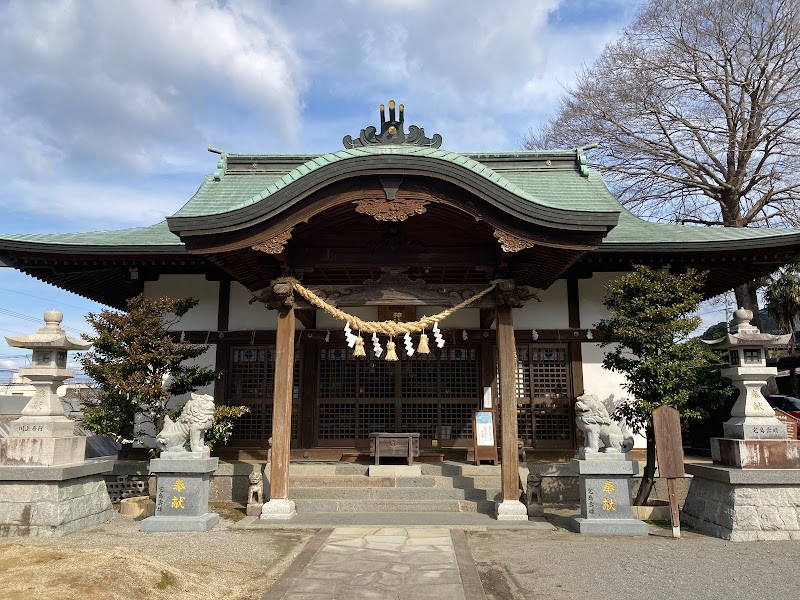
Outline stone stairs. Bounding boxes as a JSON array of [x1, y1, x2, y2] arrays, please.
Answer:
[[282, 461, 505, 515]]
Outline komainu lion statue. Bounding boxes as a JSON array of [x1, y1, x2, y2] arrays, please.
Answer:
[[574, 393, 633, 454], [156, 393, 216, 453]]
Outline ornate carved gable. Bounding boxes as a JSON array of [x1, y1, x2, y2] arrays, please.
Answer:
[[343, 100, 442, 149]]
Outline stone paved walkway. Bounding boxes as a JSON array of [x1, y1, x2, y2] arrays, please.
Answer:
[[263, 526, 485, 600]]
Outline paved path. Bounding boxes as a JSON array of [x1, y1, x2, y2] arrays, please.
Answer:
[[262, 526, 487, 600]]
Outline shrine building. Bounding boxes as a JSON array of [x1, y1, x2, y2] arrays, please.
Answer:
[[2, 102, 800, 507]]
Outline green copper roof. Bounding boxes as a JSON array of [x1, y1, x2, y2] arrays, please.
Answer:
[[0, 221, 185, 254], [167, 146, 620, 232]]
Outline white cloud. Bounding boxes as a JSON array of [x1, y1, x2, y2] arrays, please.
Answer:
[[0, 0, 306, 176], [3, 178, 185, 228]]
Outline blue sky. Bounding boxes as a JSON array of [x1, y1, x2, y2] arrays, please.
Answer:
[[0, 0, 728, 376]]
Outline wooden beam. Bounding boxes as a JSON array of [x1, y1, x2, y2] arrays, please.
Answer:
[[213, 280, 231, 405], [567, 277, 580, 329], [295, 309, 316, 329], [496, 304, 519, 502], [269, 306, 296, 501], [480, 308, 496, 329]]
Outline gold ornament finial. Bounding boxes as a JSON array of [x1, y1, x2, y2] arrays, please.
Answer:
[[388, 100, 395, 110]]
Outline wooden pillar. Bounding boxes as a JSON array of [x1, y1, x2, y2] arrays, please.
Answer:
[[493, 280, 529, 520], [269, 306, 295, 501], [262, 281, 297, 519], [496, 304, 519, 502]]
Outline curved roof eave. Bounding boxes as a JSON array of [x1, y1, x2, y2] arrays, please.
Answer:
[[0, 221, 188, 255], [166, 148, 621, 235], [598, 209, 800, 253]]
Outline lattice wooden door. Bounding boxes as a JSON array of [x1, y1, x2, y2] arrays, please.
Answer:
[[513, 344, 574, 449], [227, 345, 299, 448], [316, 344, 481, 449]]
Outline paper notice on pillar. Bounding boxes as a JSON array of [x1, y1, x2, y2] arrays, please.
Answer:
[[475, 411, 495, 446]]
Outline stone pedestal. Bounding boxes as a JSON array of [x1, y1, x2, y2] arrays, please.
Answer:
[[712, 438, 800, 469], [569, 454, 648, 536], [495, 499, 529, 521], [681, 464, 800, 541], [0, 460, 114, 537], [260, 498, 296, 520], [141, 456, 219, 532]]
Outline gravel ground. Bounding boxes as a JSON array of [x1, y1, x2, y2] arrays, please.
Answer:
[[0, 507, 315, 600], [2, 506, 799, 600], [467, 512, 800, 600]]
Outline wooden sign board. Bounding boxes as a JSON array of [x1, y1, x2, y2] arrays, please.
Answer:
[[775, 409, 798, 440], [653, 405, 685, 478], [652, 405, 685, 539], [473, 410, 498, 465]]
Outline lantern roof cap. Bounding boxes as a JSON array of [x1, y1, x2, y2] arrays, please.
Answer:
[[4, 310, 91, 351]]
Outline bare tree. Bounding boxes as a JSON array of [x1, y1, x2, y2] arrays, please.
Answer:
[[527, 0, 800, 321]]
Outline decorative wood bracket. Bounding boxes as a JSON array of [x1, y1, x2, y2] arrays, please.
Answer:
[[252, 229, 293, 255], [353, 198, 429, 222], [494, 229, 536, 253], [494, 279, 540, 308], [250, 281, 294, 311]]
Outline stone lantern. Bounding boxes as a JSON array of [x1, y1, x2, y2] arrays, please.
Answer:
[[0, 310, 114, 536], [3, 309, 92, 456], [702, 307, 789, 442], [681, 307, 800, 541]]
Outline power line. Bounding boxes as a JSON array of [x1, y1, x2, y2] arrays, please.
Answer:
[[0, 307, 88, 335], [0, 286, 89, 311]]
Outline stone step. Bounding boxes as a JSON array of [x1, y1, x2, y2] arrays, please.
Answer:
[[287, 474, 502, 492], [289, 476, 397, 488], [293, 498, 495, 513], [290, 487, 502, 502], [285, 461, 504, 477]]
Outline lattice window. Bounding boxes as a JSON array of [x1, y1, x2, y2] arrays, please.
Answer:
[[231, 404, 264, 441], [401, 353, 438, 398], [517, 404, 534, 443], [515, 346, 531, 400], [533, 404, 572, 441], [230, 345, 300, 445], [359, 356, 395, 398], [357, 403, 396, 438], [440, 347, 478, 398], [319, 347, 356, 398], [531, 347, 569, 399], [402, 403, 438, 438], [440, 403, 476, 439], [318, 402, 356, 439], [231, 347, 270, 399]]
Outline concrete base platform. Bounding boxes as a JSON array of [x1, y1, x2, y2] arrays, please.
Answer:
[[681, 463, 800, 541], [234, 512, 554, 530], [0, 474, 114, 537], [140, 512, 219, 532], [569, 516, 648, 536]]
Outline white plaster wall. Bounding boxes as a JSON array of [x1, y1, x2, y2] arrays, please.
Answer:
[[581, 341, 646, 448], [513, 280, 569, 329], [579, 272, 626, 329], [418, 307, 479, 330], [144, 275, 219, 331], [317, 306, 379, 330], [228, 283, 276, 330]]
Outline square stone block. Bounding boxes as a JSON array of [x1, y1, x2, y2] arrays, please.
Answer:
[[0, 436, 86, 467], [153, 473, 211, 518]]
